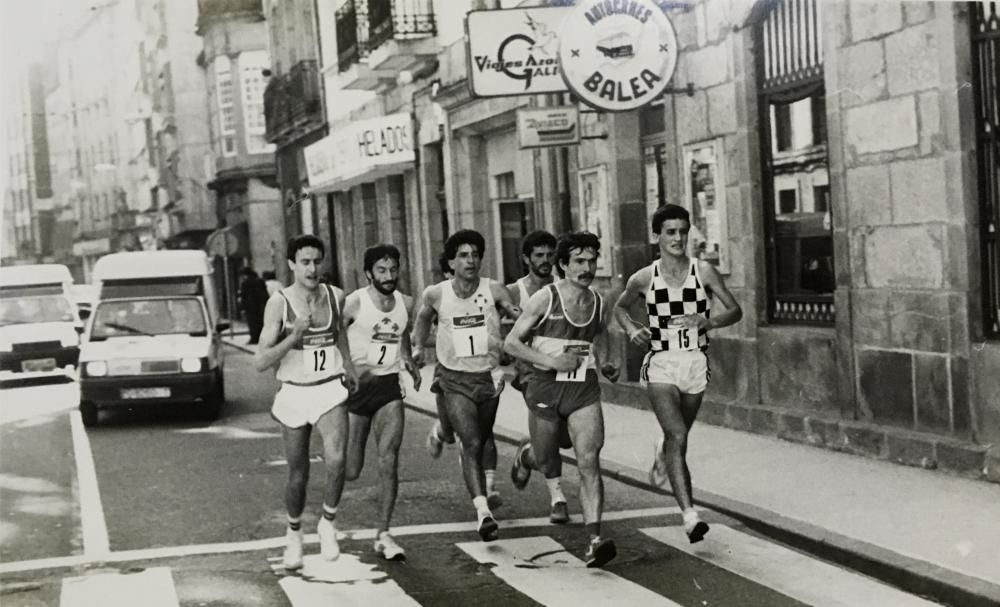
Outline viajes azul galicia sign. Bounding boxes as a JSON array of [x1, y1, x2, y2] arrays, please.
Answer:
[[559, 0, 679, 112]]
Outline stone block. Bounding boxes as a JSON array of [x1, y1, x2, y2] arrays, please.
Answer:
[[849, 1, 903, 42], [917, 91, 942, 156], [758, 328, 839, 412], [841, 423, 887, 458], [778, 412, 808, 443], [986, 448, 1000, 484], [887, 290, 950, 352], [724, 402, 751, 431], [686, 43, 729, 89], [851, 288, 892, 348], [849, 228, 870, 288], [949, 292, 970, 355], [903, 1, 934, 25], [914, 353, 951, 433], [805, 417, 840, 449], [675, 90, 709, 142], [845, 97, 918, 155], [833, 231, 851, 288], [936, 440, 987, 476], [857, 348, 914, 428], [971, 344, 1000, 446], [704, 0, 729, 44], [945, 224, 972, 292], [885, 23, 939, 96], [889, 158, 948, 224], [951, 356, 970, 437], [863, 224, 944, 289], [708, 82, 738, 135], [706, 337, 751, 403], [846, 164, 892, 227], [887, 433, 937, 469], [698, 399, 728, 427], [749, 407, 779, 435], [673, 7, 699, 51], [838, 40, 887, 108]]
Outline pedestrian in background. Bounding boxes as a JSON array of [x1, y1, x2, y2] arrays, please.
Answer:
[[263, 271, 282, 297], [240, 267, 269, 344]]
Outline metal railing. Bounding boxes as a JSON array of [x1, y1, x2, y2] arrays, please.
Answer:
[[263, 60, 323, 143], [972, 0, 999, 337], [368, 0, 436, 49]]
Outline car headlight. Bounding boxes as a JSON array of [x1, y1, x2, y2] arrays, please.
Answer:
[[85, 361, 108, 377], [180, 357, 204, 373]]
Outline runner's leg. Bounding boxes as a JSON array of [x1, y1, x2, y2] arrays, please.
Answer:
[[314, 405, 350, 512], [525, 413, 563, 479], [678, 391, 705, 501], [371, 399, 405, 533], [566, 404, 605, 533], [443, 391, 488, 499], [345, 411, 372, 481], [280, 424, 312, 518], [647, 383, 693, 510]]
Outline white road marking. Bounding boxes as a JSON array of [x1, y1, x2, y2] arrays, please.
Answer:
[[68, 410, 109, 559], [641, 525, 942, 607], [174, 425, 280, 439], [0, 507, 678, 574], [59, 566, 179, 607], [458, 536, 683, 607], [275, 554, 421, 607]]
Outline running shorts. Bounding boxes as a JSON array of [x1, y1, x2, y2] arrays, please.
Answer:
[[435, 365, 504, 405], [640, 350, 710, 394], [271, 376, 350, 428], [523, 369, 602, 421], [345, 373, 403, 417]]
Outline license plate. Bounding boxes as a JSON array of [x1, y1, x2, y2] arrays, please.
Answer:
[[22, 358, 56, 372], [121, 387, 171, 399]]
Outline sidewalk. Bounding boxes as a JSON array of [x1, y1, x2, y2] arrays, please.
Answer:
[[401, 365, 1000, 607], [222, 331, 1000, 606]]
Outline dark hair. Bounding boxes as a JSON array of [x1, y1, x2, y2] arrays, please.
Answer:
[[240, 267, 257, 278], [555, 231, 601, 277], [363, 244, 401, 275], [438, 251, 452, 277], [262, 271, 276, 280], [651, 204, 691, 234], [521, 230, 557, 257], [287, 234, 325, 261], [444, 229, 485, 261]]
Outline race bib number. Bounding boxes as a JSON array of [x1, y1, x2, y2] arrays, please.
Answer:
[[666, 326, 698, 351], [452, 314, 488, 358], [302, 332, 337, 376], [556, 344, 591, 383], [366, 341, 399, 367]]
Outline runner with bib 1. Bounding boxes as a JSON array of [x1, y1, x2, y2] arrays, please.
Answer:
[[452, 314, 488, 357]]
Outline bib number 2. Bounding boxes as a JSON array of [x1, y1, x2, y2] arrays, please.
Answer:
[[366, 342, 399, 367]]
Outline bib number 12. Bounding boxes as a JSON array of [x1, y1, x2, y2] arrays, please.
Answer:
[[312, 349, 327, 372]]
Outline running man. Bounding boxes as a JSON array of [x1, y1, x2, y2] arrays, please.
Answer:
[[412, 229, 520, 541], [342, 244, 421, 561], [614, 204, 742, 543], [254, 235, 359, 569], [505, 231, 621, 567]]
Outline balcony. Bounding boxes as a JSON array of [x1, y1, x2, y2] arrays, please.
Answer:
[[334, 0, 436, 90], [196, 0, 264, 35], [264, 60, 324, 144]]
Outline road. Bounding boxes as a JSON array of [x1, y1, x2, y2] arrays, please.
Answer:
[[0, 347, 943, 606]]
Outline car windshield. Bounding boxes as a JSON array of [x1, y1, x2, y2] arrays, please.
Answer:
[[91, 298, 206, 338], [0, 295, 75, 325]]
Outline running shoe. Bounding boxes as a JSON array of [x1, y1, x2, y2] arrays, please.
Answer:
[[282, 527, 304, 570], [317, 517, 340, 561], [649, 436, 668, 488], [477, 514, 499, 542], [584, 537, 617, 568], [374, 532, 406, 561], [510, 440, 532, 490], [426, 423, 445, 459], [487, 491, 503, 510], [684, 511, 710, 544], [549, 500, 570, 525]]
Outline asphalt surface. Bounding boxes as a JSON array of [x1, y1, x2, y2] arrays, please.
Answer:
[[0, 348, 946, 606]]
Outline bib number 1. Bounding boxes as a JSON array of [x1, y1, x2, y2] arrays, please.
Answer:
[[452, 314, 488, 358]]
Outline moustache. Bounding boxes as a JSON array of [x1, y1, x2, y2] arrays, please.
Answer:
[[579, 273, 595, 281]]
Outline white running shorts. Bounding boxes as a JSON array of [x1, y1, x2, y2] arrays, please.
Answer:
[[271, 378, 349, 428], [640, 350, 709, 394]]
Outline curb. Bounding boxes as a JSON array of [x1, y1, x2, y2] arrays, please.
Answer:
[[404, 402, 1000, 607]]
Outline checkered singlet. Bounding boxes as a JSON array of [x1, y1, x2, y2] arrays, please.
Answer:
[[645, 259, 711, 352]]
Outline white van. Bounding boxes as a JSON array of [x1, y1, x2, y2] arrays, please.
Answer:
[[79, 251, 228, 426], [0, 264, 82, 384]]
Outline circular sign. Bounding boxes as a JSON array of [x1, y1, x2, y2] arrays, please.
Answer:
[[207, 229, 239, 257], [558, 0, 679, 112]]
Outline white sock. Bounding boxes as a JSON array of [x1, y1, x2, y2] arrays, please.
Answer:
[[683, 508, 700, 525], [472, 495, 491, 519], [545, 477, 566, 505], [485, 470, 496, 494], [322, 504, 337, 523]]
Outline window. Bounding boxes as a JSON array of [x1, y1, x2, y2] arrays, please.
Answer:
[[214, 56, 237, 157], [643, 143, 667, 244], [972, 1, 999, 337], [755, 0, 835, 325], [240, 50, 273, 154], [494, 172, 516, 200], [362, 183, 378, 246], [493, 172, 526, 283]]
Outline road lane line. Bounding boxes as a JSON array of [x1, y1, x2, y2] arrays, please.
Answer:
[[458, 536, 683, 606], [641, 525, 941, 607], [59, 566, 179, 607], [275, 554, 421, 607], [0, 507, 678, 574], [68, 410, 109, 558]]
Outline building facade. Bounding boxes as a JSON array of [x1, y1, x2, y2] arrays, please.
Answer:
[[306, 0, 998, 480]]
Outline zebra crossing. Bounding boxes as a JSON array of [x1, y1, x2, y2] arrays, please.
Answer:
[[32, 520, 941, 607]]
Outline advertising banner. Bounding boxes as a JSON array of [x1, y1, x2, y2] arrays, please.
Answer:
[[304, 112, 414, 192], [517, 106, 580, 149]]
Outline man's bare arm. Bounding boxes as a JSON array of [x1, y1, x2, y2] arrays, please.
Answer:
[[254, 294, 303, 372]]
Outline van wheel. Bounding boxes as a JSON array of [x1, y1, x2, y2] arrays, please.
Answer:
[[202, 372, 224, 421], [80, 401, 99, 427]]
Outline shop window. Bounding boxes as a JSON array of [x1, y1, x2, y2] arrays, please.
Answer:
[[362, 182, 378, 246], [971, 1, 999, 338], [214, 56, 237, 157], [643, 143, 667, 244], [240, 50, 273, 154], [755, 0, 835, 325]]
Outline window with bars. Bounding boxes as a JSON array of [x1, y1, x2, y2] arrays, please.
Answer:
[[754, 0, 835, 325], [971, 1, 999, 337], [214, 56, 237, 157], [240, 50, 273, 154]]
